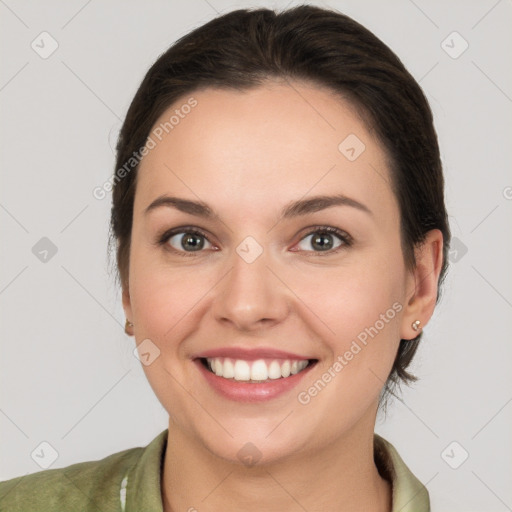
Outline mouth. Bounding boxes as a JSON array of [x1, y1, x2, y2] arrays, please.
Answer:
[[198, 357, 318, 383]]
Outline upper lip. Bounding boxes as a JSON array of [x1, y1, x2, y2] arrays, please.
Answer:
[[194, 347, 315, 361]]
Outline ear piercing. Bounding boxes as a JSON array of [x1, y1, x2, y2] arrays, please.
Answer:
[[411, 320, 421, 332], [125, 319, 134, 335]]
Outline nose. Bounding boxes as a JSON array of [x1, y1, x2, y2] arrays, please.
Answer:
[[211, 245, 290, 332]]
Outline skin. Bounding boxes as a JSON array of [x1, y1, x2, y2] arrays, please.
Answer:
[[122, 81, 443, 512]]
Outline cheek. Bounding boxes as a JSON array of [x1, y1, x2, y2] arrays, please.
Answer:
[[300, 248, 404, 331], [127, 252, 215, 417], [128, 248, 214, 348], [291, 267, 404, 424], [328, 274, 402, 342], [295, 252, 405, 375]]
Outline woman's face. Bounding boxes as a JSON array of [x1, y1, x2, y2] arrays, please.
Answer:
[[124, 82, 418, 463]]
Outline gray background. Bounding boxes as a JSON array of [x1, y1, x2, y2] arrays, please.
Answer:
[[1, 0, 511, 510]]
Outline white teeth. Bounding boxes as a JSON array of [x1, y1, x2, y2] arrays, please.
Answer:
[[223, 359, 235, 378], [268, 361, 282, 379], [205, 357, 311, 381], [233, 360, 251, 381], [214, 359, 223, 376], [251, 360, 268, 381]]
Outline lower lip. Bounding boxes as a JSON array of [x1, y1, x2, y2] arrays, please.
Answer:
[[194, 359, 316, 403]]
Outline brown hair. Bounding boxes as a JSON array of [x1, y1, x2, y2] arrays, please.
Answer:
[[110, 5, 451, 403]]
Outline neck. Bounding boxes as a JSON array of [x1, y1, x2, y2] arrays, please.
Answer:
[[161, 416, 392, 512]]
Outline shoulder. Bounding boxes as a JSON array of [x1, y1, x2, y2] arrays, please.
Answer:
[[374, 433, 431, 512], [0, 442, 145, 512]]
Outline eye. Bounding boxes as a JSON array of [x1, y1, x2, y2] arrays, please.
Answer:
[[294, 226, 352, 254], [161, 228, 214, 254], [157, 225, 352, 257]]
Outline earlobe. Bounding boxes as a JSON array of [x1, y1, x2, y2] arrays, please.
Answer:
[[400, 229, 444, 340], [122, 285, 134, 336]]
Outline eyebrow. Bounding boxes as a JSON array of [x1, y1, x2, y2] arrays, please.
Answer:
[[144, 193, 373, 219]]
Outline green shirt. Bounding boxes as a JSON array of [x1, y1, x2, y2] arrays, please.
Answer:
[[0, 430, 429, 511]]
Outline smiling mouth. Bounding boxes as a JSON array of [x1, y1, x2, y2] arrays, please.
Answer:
[[199, 357, 317, 383]]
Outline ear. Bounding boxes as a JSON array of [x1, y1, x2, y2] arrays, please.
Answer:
[[400, 229, 444, 340], [122, 282, 134, 336]]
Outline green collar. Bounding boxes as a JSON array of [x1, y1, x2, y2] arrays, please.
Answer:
[[124, 430, 430, 512]]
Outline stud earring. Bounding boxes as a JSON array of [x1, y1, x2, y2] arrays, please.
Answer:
[[411, 320, 421, 332], [125, 319, 134, 335]]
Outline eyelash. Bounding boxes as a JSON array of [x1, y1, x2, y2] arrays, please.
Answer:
[[157, 225, 353, 258]]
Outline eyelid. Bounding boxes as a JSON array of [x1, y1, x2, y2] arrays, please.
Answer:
[[157, 226, 213, 245], [157, 225, 353, 256], [155, 226, 217, 259], [292, 225, 353, 255]]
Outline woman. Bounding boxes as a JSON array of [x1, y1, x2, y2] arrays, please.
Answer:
[[0, 5, 449, 511]]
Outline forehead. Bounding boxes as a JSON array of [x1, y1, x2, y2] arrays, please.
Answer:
[[134, 82, 396, 221]]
